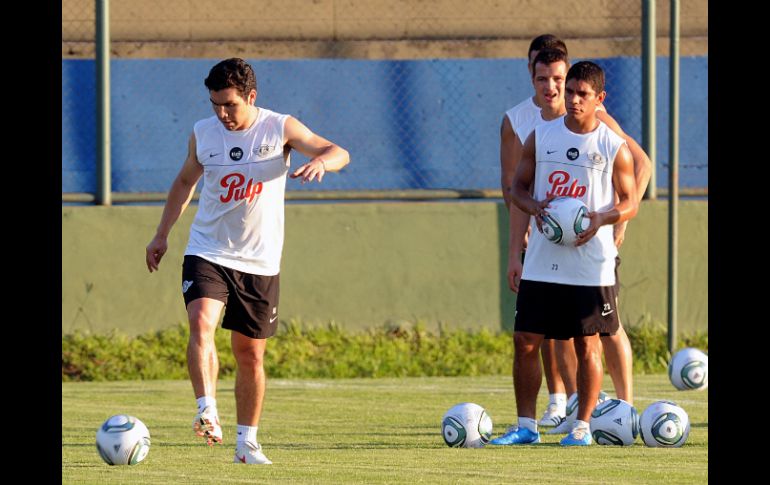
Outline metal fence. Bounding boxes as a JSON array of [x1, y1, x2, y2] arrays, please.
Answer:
[[62, 0, 708, 201]]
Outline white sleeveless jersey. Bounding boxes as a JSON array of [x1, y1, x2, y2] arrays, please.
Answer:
[[522, 116, 626, 286], [505, 97, 542, 144], [185, 108, 290, 276]]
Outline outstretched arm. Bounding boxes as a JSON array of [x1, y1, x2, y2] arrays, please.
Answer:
[[285, 116, 350, 184], [146, 133, 204, 272]]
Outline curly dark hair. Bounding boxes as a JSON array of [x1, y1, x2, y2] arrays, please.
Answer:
[[204, 58, 257, 99]]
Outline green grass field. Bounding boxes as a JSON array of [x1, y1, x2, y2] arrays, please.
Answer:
[[62, 374, 707, 484]]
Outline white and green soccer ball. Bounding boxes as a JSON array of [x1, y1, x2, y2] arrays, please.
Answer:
[[441, 402, 493, 448], [590, 398, 639, 446], [96, 414, 151, 465], [541, 196, 590, 246], [565, 390, 610, 423], [668, 347, 708, 391], [639, 400, 690, 448]]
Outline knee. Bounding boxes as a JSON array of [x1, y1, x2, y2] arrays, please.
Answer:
[[188, 316, 218, 343], [514, 332, 541, 356], [234, 347, 265, 370]]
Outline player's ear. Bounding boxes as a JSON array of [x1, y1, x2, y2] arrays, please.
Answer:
[[248, 89, 257, 105], [597, 90, 606, 104]]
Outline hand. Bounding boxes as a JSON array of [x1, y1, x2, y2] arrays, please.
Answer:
[[575, 211, 605, 247], [507, 254, 524, 293], [532, 195, 557, 234], [146, 235, 168, 272], [289, 158, 326, 184], [613, 220, 628, 248]]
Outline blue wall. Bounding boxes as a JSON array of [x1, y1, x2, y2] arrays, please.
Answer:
[[62, 57, 707, 193]]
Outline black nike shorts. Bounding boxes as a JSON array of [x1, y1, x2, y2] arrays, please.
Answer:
[[514, 279, 620, 340], [181, 255, 280, 339]]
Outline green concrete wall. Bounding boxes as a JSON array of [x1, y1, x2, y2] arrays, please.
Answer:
[[62, 200, 707, 336]]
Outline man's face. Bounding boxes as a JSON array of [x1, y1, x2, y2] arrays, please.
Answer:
[[565, 78, 605, 121], [532, 61, 567, 111], [209, 87, 256, 131]]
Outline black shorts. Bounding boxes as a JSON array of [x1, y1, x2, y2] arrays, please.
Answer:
[[182, 255, 280, 339], [514, 279, 620, 340]]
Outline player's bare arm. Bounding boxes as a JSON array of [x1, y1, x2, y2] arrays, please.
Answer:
[[597, 111, 652, 200], [508, 132, 555, 291], [596, 110, 653, 247], [285, 116, 350, 184], [501, 116, 533, 251], [500, 115, 521, 211], [146, 133, 204, 272], [575, 143, 638, 247], [511, 132, 556, 232]]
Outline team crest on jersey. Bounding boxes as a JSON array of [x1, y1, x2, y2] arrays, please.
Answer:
[[587, 152, 605, 165], [254, 145, 275, 157], [229, 147, 244, 161], [567, 148, 579, 160]]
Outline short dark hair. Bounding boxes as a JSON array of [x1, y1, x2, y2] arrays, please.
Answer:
[[204, 58, 257, 99], [531, 48, 570, 78], [566, 61, 605, 93], [528, 34, 568, 60]]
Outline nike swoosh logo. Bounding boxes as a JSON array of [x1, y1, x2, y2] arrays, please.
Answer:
[[546, 150, 558, 154], [209, 153, 220, 158], [269, 316, 278, 323], [601, 310, 614, 316]]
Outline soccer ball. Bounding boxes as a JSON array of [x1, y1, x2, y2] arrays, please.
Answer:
[[441, 402, 493, 448], [541, 196, 590, 246], [96, 414, 151, 465], [564, 390, 610, 424], [589, 398, 639, 446], [668, 347, 708, 390], [639, 400, 690, 448]]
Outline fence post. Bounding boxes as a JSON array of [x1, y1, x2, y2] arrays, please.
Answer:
[[667, 0, 680, 353], [96, 0, 111, 205], [642, 0, 656, 200]]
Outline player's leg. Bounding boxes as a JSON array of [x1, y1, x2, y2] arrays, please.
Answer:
[[600, 323, 633, 403], [539, 339, 568, 426], [187, 297, 225, 445], [183, 256, 228, 446], [546, 337, 580, 434], [560, 333, 603, 446], [231, 332, 272, 464], [554, 338, 578, 395], [601, 256, 634, 403], [222, 271, 279, 464]]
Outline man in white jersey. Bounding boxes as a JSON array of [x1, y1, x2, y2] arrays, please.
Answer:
[[498, 36, 651, 431], [494, 61, 638, 446], [144, 58, 350, 464], [500, 37, 575, 428]]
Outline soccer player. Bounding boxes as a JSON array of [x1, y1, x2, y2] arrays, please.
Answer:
[[494, 61, 638, 446], [498, 35, 651, 430], [145, 58, 350, 464]]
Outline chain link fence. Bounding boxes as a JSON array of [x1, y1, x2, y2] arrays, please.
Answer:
[[62, 0, 708, 199]]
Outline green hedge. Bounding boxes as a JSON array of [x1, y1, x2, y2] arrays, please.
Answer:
[[62, 319, 707, 381]]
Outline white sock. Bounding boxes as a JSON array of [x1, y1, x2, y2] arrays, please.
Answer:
[[236, 425, 258, 445], [551, 393, 567, 413], [573, 419, 590, 431], [518, 416, 538, 433], [196, 396, 217, 414]]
